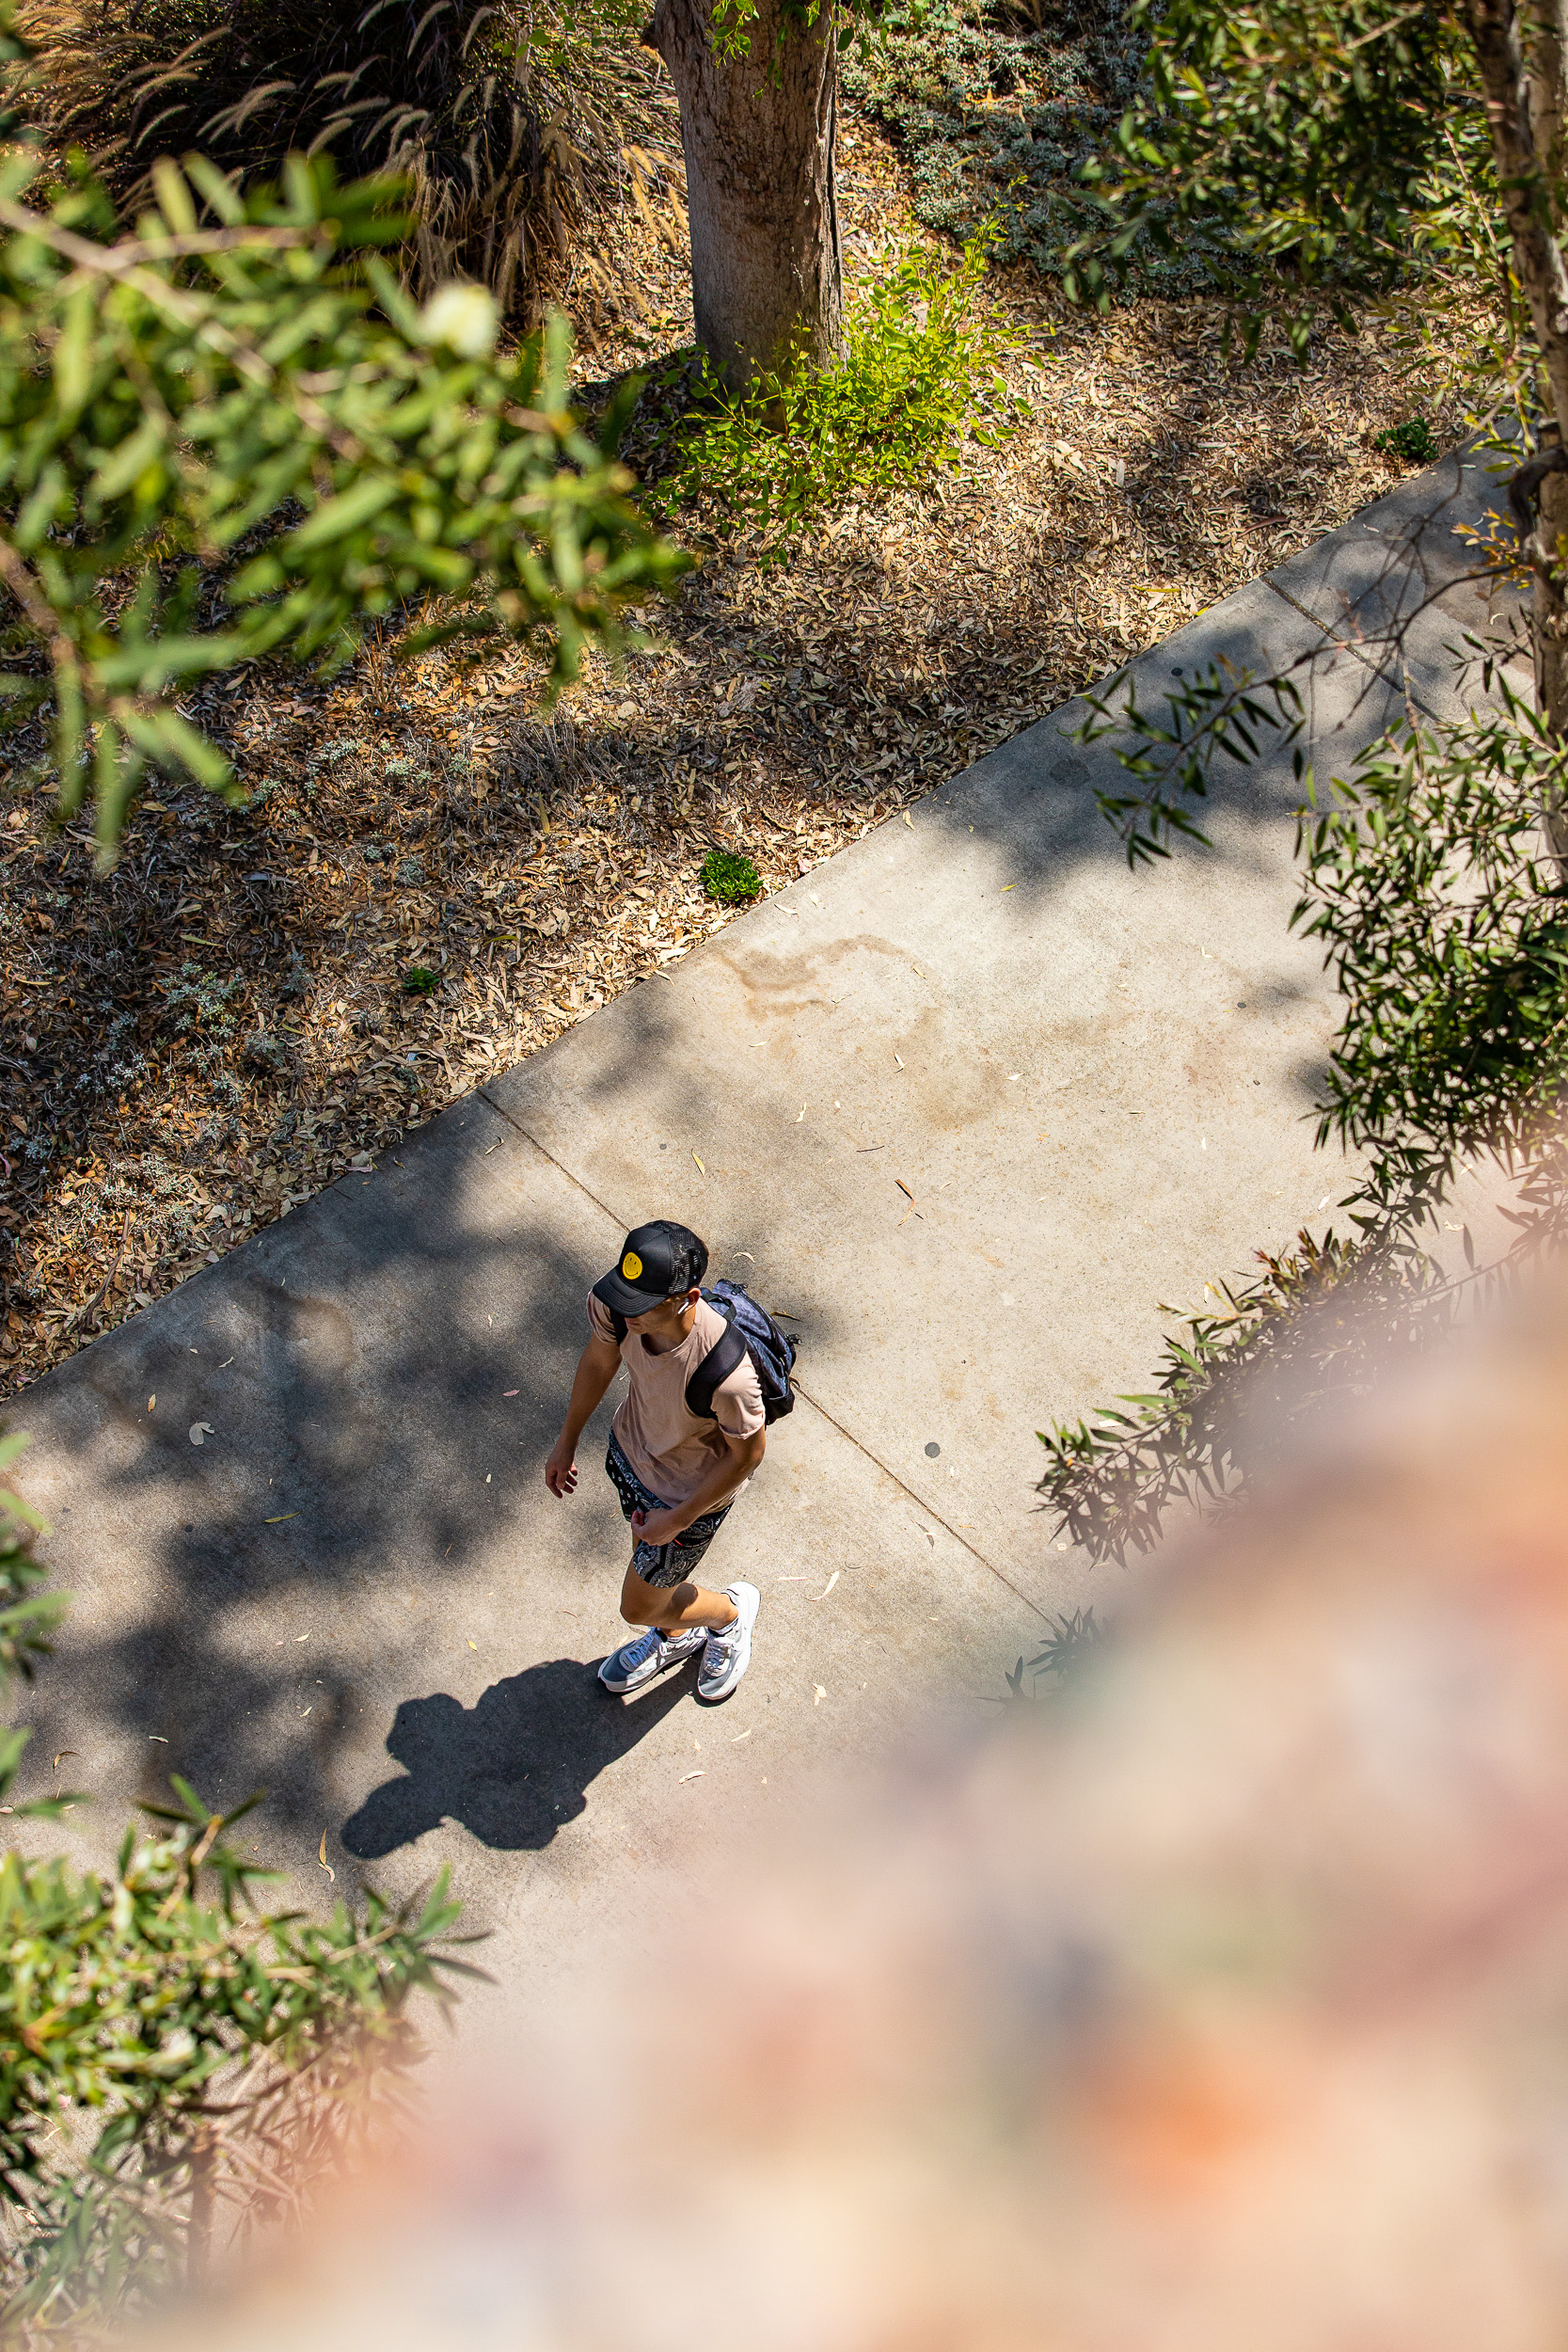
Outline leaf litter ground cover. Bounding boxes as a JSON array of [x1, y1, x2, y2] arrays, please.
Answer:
[[0, 95, 1451, 1399]]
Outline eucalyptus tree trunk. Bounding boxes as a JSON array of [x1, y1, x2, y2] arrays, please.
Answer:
[[649, 0, 844, 393], [1466, 0, 1568, 866]]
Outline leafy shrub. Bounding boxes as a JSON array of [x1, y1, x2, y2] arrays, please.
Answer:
[[701, 849, 762, 903], [0, 1440, 476, 2326], [663, 230, 1030, 540], [1374, 417, 1438, 466], [13, 0, 669, 323], [842, 0, 1180, 286], [1060, 0, 1452, 351]]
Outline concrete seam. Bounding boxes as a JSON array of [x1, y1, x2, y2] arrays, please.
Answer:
[[789, 1377, 1053, 1625], [1263, 573, 1449, 729], [478, 1086, 633, 1232], [478, 1087, 1053, 1626]]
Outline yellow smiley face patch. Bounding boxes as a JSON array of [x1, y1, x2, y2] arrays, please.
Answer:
[[622, 1251, 643, 1280]]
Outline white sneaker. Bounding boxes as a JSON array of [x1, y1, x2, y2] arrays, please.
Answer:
[[698, 1583, 759, 1702], [598, 1623, 705, 1693]]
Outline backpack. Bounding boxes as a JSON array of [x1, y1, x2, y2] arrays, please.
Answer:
[[610, 1279, 797, 1425]]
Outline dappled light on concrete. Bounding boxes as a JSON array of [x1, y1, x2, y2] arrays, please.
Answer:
[[135, 1266, 1568, 2352], [8, 437, 1519, 2012]]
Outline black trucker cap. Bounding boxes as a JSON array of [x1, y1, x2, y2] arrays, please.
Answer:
[[592, 1220, 708, 1320]]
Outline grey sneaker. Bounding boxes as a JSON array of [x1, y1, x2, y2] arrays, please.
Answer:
[[598, 1623, 705, 1693], [698, 1583, 759, 1702]]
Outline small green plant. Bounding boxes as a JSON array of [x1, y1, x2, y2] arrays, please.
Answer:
[[402, 964, 440, 994], [662, 228, 1031, 542], [701, 849, 763, 904], [1373, 417, 1438, 466]]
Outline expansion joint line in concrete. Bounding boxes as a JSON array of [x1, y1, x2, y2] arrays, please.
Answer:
[[1262, 575, 1450, 732], [478, 1087, 1053, 1628], [478, 1086, 633, 1236], [787, 1377, 1052, 1626]]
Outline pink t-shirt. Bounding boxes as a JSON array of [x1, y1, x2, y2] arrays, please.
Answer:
[[587, 1292, 765, 1506]]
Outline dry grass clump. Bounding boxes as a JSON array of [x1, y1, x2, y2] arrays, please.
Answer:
[[0, 111, 1449, 1395], [13, 0, 682, 325]]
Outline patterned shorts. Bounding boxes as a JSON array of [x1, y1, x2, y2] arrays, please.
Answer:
[[606, 1431, 734, 1589]]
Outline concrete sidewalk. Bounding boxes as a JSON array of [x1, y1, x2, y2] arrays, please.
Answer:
[[8, 438, 1514, 1994]]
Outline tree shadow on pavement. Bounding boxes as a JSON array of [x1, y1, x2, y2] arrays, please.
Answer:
[[342, 1657, 692, 1857]]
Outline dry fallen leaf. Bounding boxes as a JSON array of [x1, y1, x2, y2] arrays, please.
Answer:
[[896, 1178, 914, 1200], [188, 1421, 215, 1446], [731, 1728, 752, 1741], [818, 1570, 840, 1600], [146, 1395, 154, 1412], [692, 1152, 706, 1175], [53, 1750, 78, 1770], [680, 1770, 705, 1783], [318, 1829, 335, 1883], [814, 1684, 827, 1706]]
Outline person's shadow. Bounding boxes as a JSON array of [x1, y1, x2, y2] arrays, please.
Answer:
[[341, 1655, 694, 1857]]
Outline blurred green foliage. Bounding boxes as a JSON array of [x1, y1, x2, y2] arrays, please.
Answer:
[[0, 9, 688, 858]]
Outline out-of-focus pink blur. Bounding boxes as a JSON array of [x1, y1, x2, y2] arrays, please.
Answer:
[[150, 1277, 1568, 2352]]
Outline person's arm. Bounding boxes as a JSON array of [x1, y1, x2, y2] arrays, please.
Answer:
[[633, 1425, 766, 1545], [545, 1333, 623, 1498]]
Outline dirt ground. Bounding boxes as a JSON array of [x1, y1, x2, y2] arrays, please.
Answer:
[[0, 100, 1445, 1398]]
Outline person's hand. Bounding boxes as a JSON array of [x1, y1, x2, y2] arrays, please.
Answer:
[[631, 1505, 686, 1548], [545, 1439, 578, 1499]]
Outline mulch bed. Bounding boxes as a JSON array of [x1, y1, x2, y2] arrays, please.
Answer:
[[0, 101, 1449, 1400]]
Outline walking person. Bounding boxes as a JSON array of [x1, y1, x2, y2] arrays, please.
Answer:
[[545, 1219, 765, 1700]]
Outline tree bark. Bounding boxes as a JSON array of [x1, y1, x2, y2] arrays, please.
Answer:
[[1466, 0, 1568, 868], [1526, 0, 1568, 211], [1465, 0, 1568, 422], [650, 0, 843, 393]]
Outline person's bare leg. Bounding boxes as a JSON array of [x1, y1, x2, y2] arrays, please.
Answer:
[[620, 1560, 737, 1634]]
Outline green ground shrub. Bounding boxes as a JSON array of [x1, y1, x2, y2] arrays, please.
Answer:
[[701, 849, 763, 903], [1374, 417, 1438, 465], [0, 1439, 473, 2327], [843, 0, 1191, 287], [663, 230, 1030, 541]]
